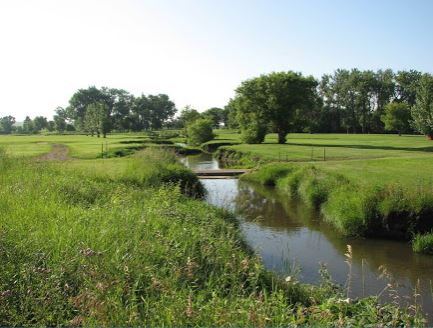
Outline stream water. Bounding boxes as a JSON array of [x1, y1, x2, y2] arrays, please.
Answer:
[[182, 153, 433, 321]]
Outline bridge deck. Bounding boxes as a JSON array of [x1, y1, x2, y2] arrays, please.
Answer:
[[193, 169, 249, 178]]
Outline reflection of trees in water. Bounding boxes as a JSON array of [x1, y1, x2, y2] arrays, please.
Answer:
[[234, 181, 318, 230], [235, 181, 433, 287]]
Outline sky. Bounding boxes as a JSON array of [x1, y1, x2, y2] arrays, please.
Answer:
[[0, 0, 432, 121]]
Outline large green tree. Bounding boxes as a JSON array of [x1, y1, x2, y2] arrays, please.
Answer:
[[233, 71, 318, 144], [67, 86, 111, 130], [108, 88, 134, 131], [32, 116, 48, 133], [411, 74, 433, 138]]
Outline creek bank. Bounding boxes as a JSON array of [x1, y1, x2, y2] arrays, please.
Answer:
[[241, 162, 433, 252], [100, 142, 202, 158], [215, 147, 260, 168]]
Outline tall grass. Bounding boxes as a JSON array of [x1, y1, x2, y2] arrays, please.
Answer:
[[412, 232, 433, 254], [243, 163, 433, 240], [0, 149, 425, 326]]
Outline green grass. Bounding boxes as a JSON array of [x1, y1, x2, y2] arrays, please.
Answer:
[[412, 232, 433, 254], [219, 133, 433, 240], [0, 147, 424, 326], [0, 133, 151, 158], [243, 162, 433, 239], [223, 133, 433, 162]]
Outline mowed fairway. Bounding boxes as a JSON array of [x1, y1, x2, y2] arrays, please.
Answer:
[[0, 134, 151, 158], [1, 132, 433, 186], [217, 132, 433, 185]]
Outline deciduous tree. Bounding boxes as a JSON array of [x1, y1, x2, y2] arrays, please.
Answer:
[[411, 74, 433, 138], [234, 71, 318, 144], [381, 102, 411, 136]]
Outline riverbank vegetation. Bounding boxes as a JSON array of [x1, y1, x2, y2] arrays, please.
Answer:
[[242, 158, 433, 247], [412, 232, 433, 254], [1, 146, 424, 326]]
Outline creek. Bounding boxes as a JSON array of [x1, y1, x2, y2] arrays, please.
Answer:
[[182, 152, 433, 321]]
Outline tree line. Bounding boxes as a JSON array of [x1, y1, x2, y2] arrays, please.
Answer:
[[0, 86, 228, 136], [228, 69, 433, 143], [2, 68, 432, 141]]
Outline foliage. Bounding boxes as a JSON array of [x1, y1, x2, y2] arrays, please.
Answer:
[[53, 107, 68, 132], [66, 86, 177, 135], [33, 116, 49, 132], [411, 73, 433, 137], [317, 69, 421, 134], [233, 71, 318, 144], [381, 101, 412, 135], [0, 116, 15, 134], [412, 232, 433, 254], [186, 119, 214, 146], [131, 93, 176, 131], [201, 107, 228, 127], [83, 103, 110, 137], [178, 106, 202, 128]]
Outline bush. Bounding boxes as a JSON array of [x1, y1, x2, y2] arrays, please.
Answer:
[[240, 120, 267, 144], [186, 119, 214, 146]]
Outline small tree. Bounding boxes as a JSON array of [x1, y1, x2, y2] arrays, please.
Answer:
[[411, 74, 433, 138], [187, 119, 214, 146], [381, 102, 411, 136]]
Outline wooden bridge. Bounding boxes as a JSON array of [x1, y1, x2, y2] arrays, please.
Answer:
[[193, 169, 250, 179]]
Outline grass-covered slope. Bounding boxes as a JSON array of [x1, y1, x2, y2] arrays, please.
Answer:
[[0, 148, 424, 326], [243, 162, 433, 247]]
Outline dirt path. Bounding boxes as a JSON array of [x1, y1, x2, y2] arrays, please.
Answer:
[[36, 144, 74, 161]]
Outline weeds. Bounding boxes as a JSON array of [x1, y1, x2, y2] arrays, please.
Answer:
[[412, 232, 433, 254]]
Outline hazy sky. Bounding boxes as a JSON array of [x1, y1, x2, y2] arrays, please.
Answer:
[[1, 0, 432, 121]]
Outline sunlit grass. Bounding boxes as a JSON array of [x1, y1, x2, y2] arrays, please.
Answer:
[[0, 147, 425, 326]]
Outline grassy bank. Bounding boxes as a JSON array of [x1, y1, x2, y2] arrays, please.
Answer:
[[0, 147, 424, 326], [243, 162, 433, 245]]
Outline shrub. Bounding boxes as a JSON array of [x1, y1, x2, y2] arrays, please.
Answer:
[[186, 119, 214, 146], [240, 121, 267, 144]]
